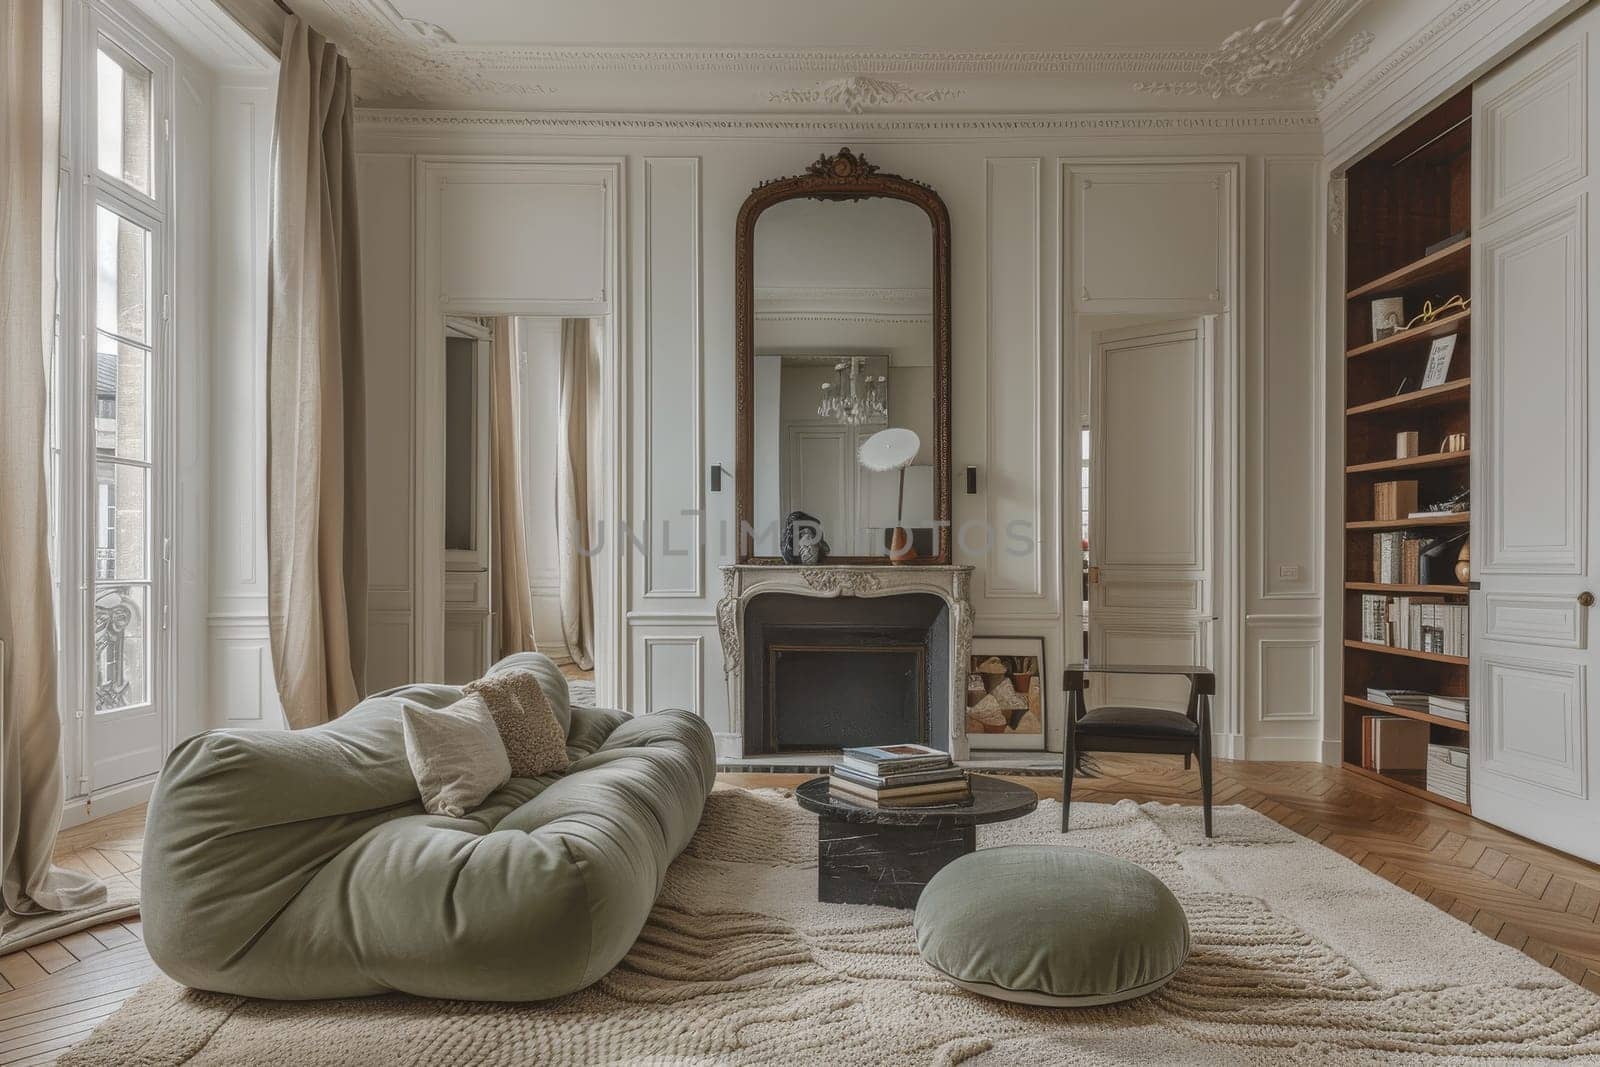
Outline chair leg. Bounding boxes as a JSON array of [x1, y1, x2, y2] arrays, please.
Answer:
[[1197, 707, 1214, 839], [1061, 726, 1076, 833]]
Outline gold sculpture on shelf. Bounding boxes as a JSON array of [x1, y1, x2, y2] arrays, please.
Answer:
[[1404, 295, 1470, 330]]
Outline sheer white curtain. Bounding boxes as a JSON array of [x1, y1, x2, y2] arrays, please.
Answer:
[[266, 16, 367, 728], [557, 319, 599, 670], [0, 0, 105, 927], [491, 317, 536, 658]]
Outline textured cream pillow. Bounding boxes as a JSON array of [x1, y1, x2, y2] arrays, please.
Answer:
[[463, 668, 570, 778], [401, 694, 512, 818]]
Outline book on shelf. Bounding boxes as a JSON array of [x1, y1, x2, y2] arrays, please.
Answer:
[[1426, 695, 1468, 723], [1426, 743, 1469, 804], [1356, 594, 1469, 655], [1370, 717, 1429, 773], [839, 743, 951, 776], [1365, 688, 1430, 710]]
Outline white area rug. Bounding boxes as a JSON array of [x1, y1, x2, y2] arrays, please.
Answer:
[[63, 790, 1600, 1065]]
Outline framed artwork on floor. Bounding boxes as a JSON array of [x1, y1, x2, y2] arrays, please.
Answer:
[[965, 636, 1047, 751]]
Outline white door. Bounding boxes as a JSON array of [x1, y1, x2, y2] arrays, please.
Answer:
[[1470, 10, 1600, 862], [782, 426, 855, 552], [1087, 320, 1215, 710]]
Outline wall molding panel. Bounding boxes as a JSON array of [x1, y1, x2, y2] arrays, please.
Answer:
[[982, 157, 1048, 604], [641, 157, 705, 600]]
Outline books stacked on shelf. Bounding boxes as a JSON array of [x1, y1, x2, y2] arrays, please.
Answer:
[[1365, 687, 1430, 711], [1359, 714, 1429, 773], [1357, 593, 1469, 655], [830, 743, 971, 808], [1426, 743, 1469, 804], [1370, 531, 1468, 586], [1426, 695, 1468, 724]]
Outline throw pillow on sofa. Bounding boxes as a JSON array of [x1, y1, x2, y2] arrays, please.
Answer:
[[402, 695, 512, 817], [464, 668, 570, 778]]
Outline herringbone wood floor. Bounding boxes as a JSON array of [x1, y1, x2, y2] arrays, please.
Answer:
[[4, 756, 1598, 1064]]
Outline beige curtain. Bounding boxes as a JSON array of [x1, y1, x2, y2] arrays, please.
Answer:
[[491, 317, 536, 658], [557, 319, 599, 671], [0, 0, 105, 921], [266, 17, 367, 729]]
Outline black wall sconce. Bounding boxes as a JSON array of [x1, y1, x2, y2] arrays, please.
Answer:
[[710, 464, 726, 492], [965, 465, 978, 494]]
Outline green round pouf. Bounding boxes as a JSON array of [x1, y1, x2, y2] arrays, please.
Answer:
[[913, 845, 1189, 1007]]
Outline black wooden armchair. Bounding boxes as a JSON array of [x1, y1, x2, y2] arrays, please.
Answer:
[[1062, 663, 1215, 837]]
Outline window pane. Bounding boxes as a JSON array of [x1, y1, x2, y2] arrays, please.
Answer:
[[95, 207, 149, 343], [93, 333, 148, 461], [96, 44, 151, 194], [94, 583, 148, 712], [95, 460, 148, 581]]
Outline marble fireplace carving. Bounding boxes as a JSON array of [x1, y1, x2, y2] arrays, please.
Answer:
[[717, 564, 975, 759]]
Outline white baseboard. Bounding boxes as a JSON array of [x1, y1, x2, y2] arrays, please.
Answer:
[[1321, 739, 1344, 766], [1244, 736, 1324, 762], [61, 775, 155, 830]]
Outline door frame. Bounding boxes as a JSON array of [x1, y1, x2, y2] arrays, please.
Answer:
[[1060, 158, 1244, 759], [413, 157, 626, 704]]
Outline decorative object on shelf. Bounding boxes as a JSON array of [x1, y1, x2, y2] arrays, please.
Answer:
[[1374, 480, 1419, 522], [1454, 538, 1471, 584], [1370, 296, 1405, 340], [817, 355, 888, 425], [859, 427, 922, 564], [1396, 431, 1419, 458], [780, 511, 829, 565], [966, 636, 1046, 751], [1420, 334, 1458, 388], [1411, 487, 1469, 517], [1420, 532, 1468, 586], [1404, 294, 1470, 330], [1440, 431, 1467, 453], [1424, 229, 1470, 257]]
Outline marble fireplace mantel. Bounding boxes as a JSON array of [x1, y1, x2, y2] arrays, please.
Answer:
[[717, 564, 975, 759]]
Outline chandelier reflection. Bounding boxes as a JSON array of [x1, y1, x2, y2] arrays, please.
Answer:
[[817, 356, 887, 425]]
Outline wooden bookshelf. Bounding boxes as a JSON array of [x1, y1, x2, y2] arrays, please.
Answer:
[[1344, 696, 1469, 732], [1345, 450, 1469, 474], [1341, 88, 1473, 815]]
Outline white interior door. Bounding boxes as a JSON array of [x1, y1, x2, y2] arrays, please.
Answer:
[[782, 426, 855, 551], [1470, 10, 1600, 862], [1088, 320, 1214, 710]]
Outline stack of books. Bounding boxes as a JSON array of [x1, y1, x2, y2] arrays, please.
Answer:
[[1426, 695, 1468, 724], [1365, 687, 1430, 711], [1426, 743, 1469, 803], [829, 744, 970, 808]]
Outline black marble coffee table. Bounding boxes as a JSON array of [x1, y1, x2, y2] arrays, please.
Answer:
[[794, 774, 1039, 909]]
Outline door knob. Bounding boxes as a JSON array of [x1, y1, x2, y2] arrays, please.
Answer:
[[1580, 591, 1595, 608]]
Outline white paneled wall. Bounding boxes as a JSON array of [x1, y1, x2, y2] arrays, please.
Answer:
[[205, 79, 282, 731], [351, 121, 1327, 759], [1246, 156, 1324, 759]]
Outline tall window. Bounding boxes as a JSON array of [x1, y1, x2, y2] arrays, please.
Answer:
[[53, 1, 172, 796]]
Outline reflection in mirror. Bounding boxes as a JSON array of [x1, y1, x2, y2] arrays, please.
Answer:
[[749, 197, 935, 559]]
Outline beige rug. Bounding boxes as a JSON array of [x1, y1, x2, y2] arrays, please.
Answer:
[[63, 790, 1600, 1065]]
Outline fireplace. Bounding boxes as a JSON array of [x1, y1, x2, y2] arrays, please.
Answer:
[[718, 564, 975, 759], [741, 592, 948, 754]]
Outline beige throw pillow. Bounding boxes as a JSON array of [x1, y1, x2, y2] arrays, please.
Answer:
[[402, 694, 512, 818], [463, 668, 570, 778]]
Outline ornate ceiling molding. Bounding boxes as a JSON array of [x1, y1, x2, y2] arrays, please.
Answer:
[[768, 76, 965, 113], [755, 286, 933, 322], [356, 109, 1321, 136], [1319, 0, 1486, 120], [1135, 0, 1373, 100]]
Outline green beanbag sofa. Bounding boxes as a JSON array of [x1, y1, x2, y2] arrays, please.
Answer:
[[141, 652, 716, 1002]]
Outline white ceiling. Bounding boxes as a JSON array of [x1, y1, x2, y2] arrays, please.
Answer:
[[279, 0, 1390, 113]]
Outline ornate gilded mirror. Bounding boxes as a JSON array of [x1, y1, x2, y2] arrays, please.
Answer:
[[735, 149, 952, 564]]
